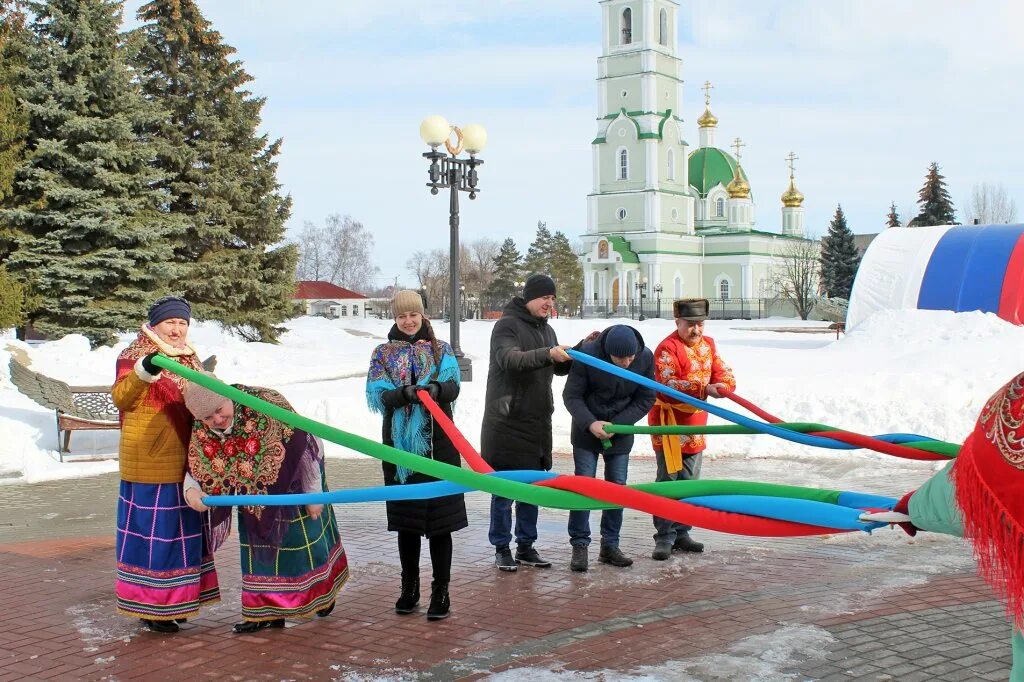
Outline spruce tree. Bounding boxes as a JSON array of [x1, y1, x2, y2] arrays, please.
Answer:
[[548, 231, 583, 314], [485, 237, 522, 303], [819, 204, 860, 299], [908, 162, 957, 227], [886, 202, 901, 228], [0, 1, 30, 260], [522, 220, 553, 276], [133, 0, 296, 342], [1, 0, 183, 346]]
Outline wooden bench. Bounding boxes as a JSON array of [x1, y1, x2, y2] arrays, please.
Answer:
[[8, 355, 217, 460]]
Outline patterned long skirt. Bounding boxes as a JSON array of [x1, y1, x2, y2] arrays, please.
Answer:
[[115, 481, 220, 620], [238, 503, 349, 622]]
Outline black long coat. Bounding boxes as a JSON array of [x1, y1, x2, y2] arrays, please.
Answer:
[[480, 298, 571, 471], [562, 326, 656, 455], [377, 328, 468, 537]]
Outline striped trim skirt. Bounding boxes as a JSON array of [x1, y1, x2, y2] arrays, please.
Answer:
[[115, 481, 220, 620], [238, 503, 349, 622]]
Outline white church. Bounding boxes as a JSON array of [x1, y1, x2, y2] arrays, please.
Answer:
[[580, 0, 812, 316]]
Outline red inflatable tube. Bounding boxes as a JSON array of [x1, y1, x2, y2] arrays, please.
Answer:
[[536, 474, 838, 537], [998, 235, 1024, 325], [418, 390, 495, 473], [723, 390, 948, 462]]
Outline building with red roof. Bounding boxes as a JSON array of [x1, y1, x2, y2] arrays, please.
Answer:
[[294, 281, 370, 318]]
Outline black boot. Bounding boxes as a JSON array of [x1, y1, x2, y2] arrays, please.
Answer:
[[672, 532, 705, 553], [232, 618, 284, 634], [514, 543, 552, 568], [395, 577, 420, 614], [426, 581, 450, 621], [141, 618, 179, 634], [316, 600, 335, 618]]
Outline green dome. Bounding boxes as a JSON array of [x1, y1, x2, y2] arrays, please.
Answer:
[[688, 147, 739, 197]]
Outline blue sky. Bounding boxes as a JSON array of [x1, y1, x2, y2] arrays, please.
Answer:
[[123, 1, 1024, 286]]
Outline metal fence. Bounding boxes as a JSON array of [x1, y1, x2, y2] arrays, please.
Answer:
[[580, 297, 796, 320]]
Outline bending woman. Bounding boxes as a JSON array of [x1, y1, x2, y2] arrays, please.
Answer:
[[182, 380, 349, 633], [366, 290, 467, 620]]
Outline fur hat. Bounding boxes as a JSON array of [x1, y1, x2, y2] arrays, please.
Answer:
[[183, 374, 229, 420], [673, 298, 709, 321], [148, 296, 191, 327], [392, 290, 425, 318], [523, 274, 556, 302]]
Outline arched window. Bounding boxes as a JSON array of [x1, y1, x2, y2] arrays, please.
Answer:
[[618, 148, 629, 180], [719, 279, 730, 300], [616, 207, 627, 220], [667, 148, 675, 180], [659, 8, 668, 45], [673, 275, 682, 298], [715, 197, 725, 217], [621, 8, 632, 45]]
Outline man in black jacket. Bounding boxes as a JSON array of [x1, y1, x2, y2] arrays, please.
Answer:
[[562, 324, 655, 572], [482, 274, 572, 572]]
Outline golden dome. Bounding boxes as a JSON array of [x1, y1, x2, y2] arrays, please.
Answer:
[[781, 176, 804, 207], [726, 165, 750, 198], [697, 106, 718, 128]]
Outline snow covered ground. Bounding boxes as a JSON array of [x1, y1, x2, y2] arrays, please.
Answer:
[[2, 309, 1023, 485]]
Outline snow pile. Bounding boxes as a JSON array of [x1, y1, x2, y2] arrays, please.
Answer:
[[2, 309, 1022, 484]]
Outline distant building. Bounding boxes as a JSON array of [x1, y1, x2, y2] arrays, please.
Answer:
[[853, 233, 879, 258], [294, 281, 369, 318]]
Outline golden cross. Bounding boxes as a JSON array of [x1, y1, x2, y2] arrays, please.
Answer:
[[786, 151, 799, 177], [731, 137, 745, 162], [701, 80, 714, 107]]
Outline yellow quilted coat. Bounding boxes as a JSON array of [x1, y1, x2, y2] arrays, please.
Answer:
[[113, 326, 204, 484]]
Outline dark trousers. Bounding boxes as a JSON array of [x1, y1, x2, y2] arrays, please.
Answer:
[[652, 448, 703, 543], [488, 496, 539, 548], [568, 448, 629, 548], [397, 531, 453, 584]]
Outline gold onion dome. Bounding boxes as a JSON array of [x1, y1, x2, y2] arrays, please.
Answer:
[[726, 166, 750, 198], [697, 106, 718, 128], [781, 177, 804, 207]]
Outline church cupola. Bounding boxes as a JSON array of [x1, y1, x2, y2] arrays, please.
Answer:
[[781, 151, 806, 237], [697, 80, 718, 148], [726, 138, 754, 230]]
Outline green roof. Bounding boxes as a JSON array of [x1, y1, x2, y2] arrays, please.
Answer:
[[688, 147, 738, 197], [606, 235, 639, 263]]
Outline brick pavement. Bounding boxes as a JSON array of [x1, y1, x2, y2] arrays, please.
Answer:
[[0, 455, 1014, 681]]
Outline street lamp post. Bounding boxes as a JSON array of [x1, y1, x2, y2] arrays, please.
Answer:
[[653, 283, 663, 318], [635, 277, 648, 322], [420, 116, 488, 382]]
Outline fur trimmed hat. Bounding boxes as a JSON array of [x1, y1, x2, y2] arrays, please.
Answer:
[[673, 298, 709, 321]]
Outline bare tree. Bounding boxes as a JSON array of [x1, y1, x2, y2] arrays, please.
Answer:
[[771, 239, 820, 320], [964, 182, 1018, 224], [293, 214, 380, 292], [464, 238, 500, 299], [406, 248, 449, 315]]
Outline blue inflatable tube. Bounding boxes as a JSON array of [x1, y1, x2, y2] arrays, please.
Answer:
[[685, 495, 886, 532]]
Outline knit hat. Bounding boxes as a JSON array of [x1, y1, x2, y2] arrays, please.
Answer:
[[523, 274, 556, 302], [183, 374, 229, 420], [392, 290, 425, 318], [673, 298, 709, 321], [604, 325, 638, 358], [148, 296, 191, 327]]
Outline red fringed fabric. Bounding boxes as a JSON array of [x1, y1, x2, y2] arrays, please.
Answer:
[[951, 372, 1024, 629]]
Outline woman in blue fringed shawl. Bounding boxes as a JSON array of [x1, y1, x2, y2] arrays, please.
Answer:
[[366, 290, 467, 621]]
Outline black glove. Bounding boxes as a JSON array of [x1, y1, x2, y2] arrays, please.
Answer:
[[401, 384, 421, 404], [423, 382, 441, 401], [140, 351, 161, 376]]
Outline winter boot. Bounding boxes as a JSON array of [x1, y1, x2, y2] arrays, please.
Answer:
[[598, 543, 634, 567], [232, 619, 284, 634], [495, 545, 518, 572], [426, 581, 450, 621], [672, 532, 705, 553], [651, 541, 672, 561], [570, 545, 589, 572], [141, 618, 179, 634], [395, 577, 420, 614], [515, 543, 552, 568]]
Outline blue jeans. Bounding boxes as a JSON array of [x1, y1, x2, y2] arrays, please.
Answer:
[[652, 449, 702, 543], [568, 448, 629, 548], [488, 496, 538, 548]]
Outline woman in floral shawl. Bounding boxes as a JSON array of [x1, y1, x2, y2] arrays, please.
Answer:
[[366, 290, 467, 621], [112, 296, 219, 633], [182, 380, 349, 634]]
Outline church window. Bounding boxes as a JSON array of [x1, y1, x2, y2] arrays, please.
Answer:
[[671, 208, 679, 221], [659, 9, 668, 45], [667, 149, 675, 180], [715, 197, 725, 217], [673, 275, 682, 298], [621, 8, 632, 45], [617, 207, 627, 221], [718, 279, 730, 300], [618, 148, 629, 180]]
